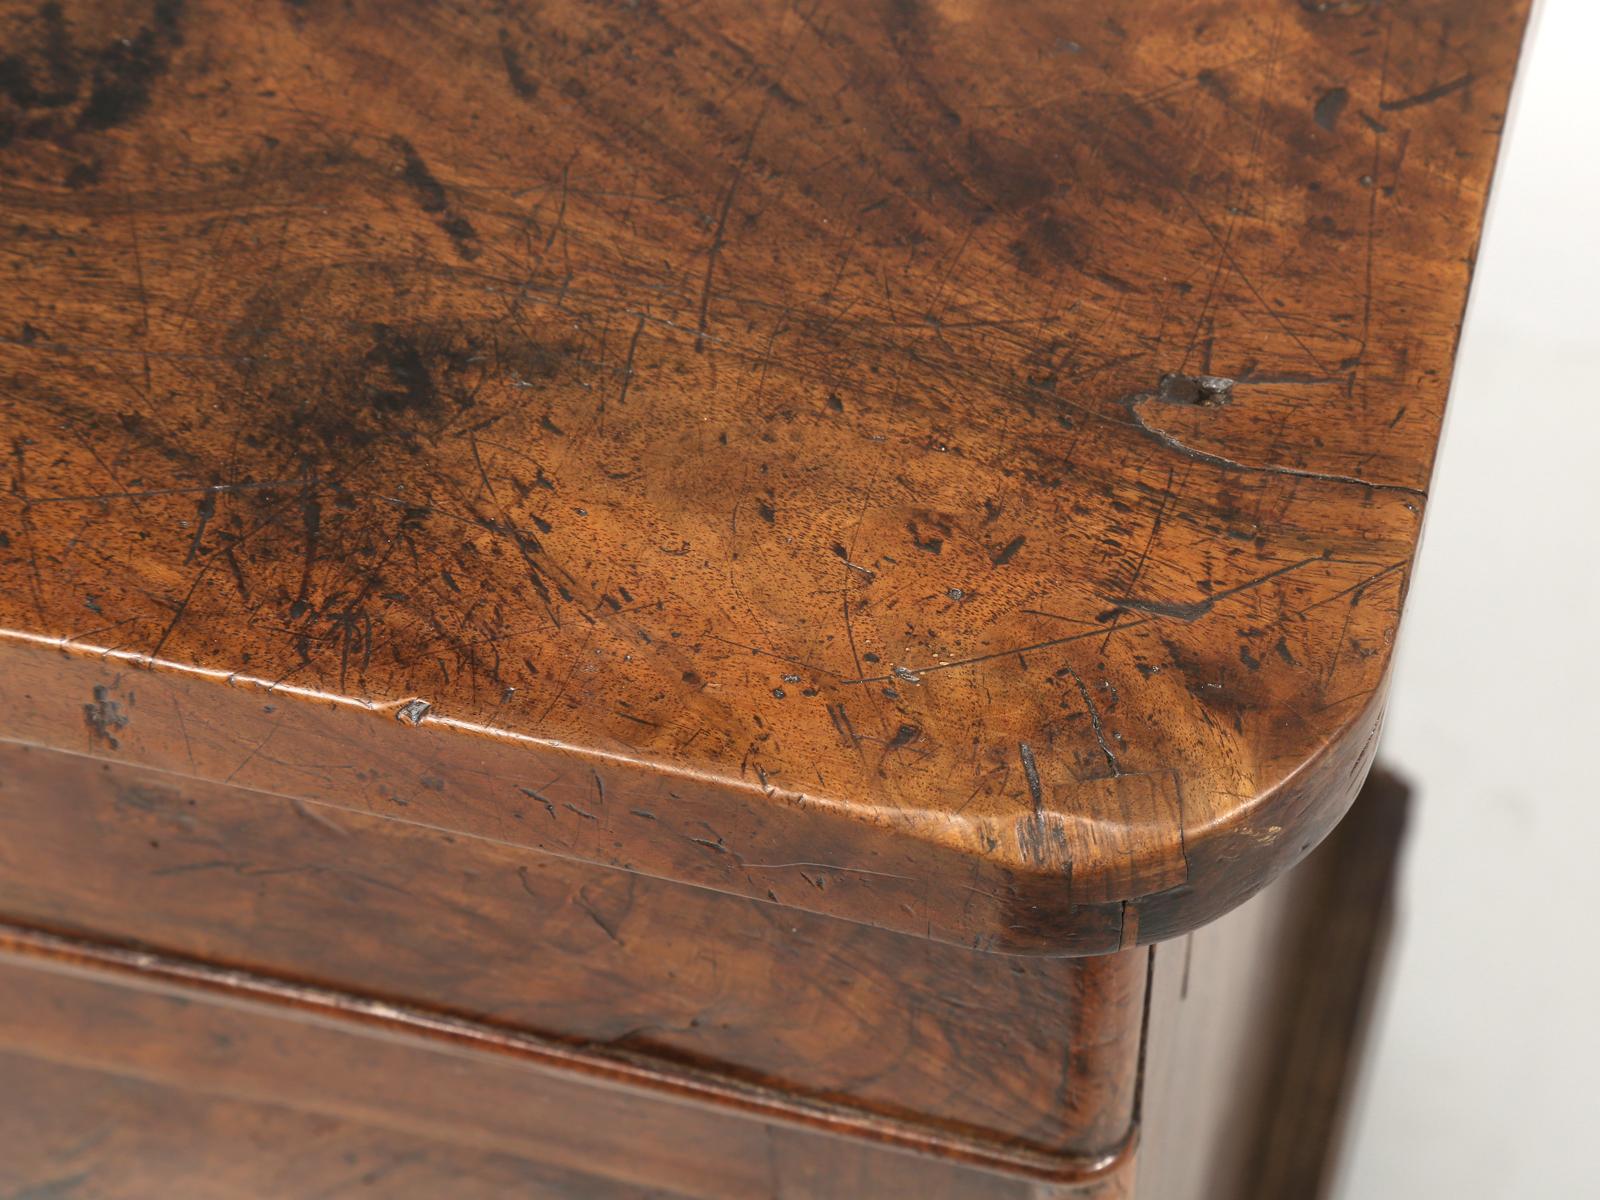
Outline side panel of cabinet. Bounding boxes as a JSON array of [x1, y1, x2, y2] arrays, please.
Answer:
[[1136, 769, 1408, 1200]]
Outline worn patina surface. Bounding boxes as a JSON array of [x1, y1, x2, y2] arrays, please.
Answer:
[[0, 0, 1527, 952]]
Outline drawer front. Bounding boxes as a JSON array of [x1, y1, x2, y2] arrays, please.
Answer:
[[0, 740, 1142, 1159], [0, 1052, 659, 1200], [0, 927, 1133, 1199]]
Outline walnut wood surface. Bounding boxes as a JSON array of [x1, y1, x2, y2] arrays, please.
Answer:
[[0, 1053, 675, 1200], [0, 923, 1134, 1198], [0, 739, 1144, 1157], [0, 0, 1528, 951], [0, 757, 1411, 1198]]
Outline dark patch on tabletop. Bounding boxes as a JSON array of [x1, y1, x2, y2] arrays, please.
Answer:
[[498, 28, 539, 98], [222, 303, 507, 466], [0, 0, 185, 145], [1009, 213, 1086, 274], [1314, 86, 1349, 131], [363, 324, 443, 415], [63, 156, 101, 187], [390, 135, 480, 258], [392, 135, 449, 212], [0, 2, 79, 111], [886, 723, 921, 752], [1195, 68, 1230, 103], [991, 534, 1026, 566], [905, 516, 948, 555], [963, 129, 1056, 213], [79, 1, 186, 131]]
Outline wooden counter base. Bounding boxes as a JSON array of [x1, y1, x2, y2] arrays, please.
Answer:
[[0, 764, 1407, 1199]]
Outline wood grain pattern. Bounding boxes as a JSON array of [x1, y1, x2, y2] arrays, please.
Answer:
[[0, 1053, 677, 1200], [0, 0, 1530, 951], [0, 759, 1411, 1198], [0, 739, 1144, 1157], [0, 923, 1135, 1197]]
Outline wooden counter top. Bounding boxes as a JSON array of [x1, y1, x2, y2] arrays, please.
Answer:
[[0, 0, 1529, 953]]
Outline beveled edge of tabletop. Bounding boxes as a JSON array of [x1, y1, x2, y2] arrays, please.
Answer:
[[0, 626, 1385, 955]]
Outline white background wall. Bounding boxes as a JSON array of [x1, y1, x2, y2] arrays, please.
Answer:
[[1333, 1, 1600, 1196]]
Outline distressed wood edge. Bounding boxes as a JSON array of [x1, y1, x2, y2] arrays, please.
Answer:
[[0, 628, 1384, 955], [1124, 682, 1388, 949], [0, 919, 1141, 1186]]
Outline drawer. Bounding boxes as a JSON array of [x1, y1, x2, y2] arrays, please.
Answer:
[[0, 739, 1142, 1162], [0, 926, 1128, 1199]]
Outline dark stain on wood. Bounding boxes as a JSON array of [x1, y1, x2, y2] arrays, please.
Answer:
[[0, 0, 1529, 964]]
